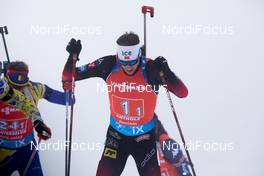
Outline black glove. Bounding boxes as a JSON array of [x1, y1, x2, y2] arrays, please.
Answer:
[[154, 56, 170, 73], [66, 38, 82, 59], [34, 120, 52, 140], [154, 56, 175, 83]]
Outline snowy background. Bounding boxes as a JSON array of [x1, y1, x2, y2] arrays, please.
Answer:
[[1, 0, 264, 175]]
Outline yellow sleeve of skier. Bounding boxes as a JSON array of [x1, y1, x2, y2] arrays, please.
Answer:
[[24, 82, 46, 106]]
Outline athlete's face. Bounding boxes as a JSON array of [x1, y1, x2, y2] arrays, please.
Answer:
[[121, 59, 140, 75]]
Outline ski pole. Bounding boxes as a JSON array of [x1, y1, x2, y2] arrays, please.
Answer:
[[141, 6, 154, 57], [0, 26, 10, 63], [65, 53, 77, 176], [141, 5, 197, 176], [65, 90, 70, 176], [160, 72, 197, 176], [22, 138, 42, 176]]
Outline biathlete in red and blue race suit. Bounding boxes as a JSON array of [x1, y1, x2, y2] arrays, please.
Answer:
[[62, 32, 192, 176]]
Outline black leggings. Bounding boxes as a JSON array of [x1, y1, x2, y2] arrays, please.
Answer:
[[96, 126, 161, 176]]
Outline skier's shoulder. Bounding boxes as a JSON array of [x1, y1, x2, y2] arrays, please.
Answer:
[[29, 80, 43, 86], [28, 81, 45, 90], [9, 89, 39, 114], [94, 55, 117, 68], [28, 81, 46, 97], [85, 55, 117, 74]]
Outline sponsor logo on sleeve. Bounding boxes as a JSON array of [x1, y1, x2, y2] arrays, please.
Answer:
[[103, 147, 117, 159]]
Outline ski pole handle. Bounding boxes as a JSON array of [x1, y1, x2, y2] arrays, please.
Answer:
[[0, 26, 8, 34], [142, 6, 154, 17], [0, 26, 10, 63], [4, 26, 8, 34]]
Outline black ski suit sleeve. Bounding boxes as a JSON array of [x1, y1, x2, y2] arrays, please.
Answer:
[[62, 55, 117, 81]]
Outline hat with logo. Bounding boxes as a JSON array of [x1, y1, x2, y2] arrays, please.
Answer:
[[116, 32, 141, 65]]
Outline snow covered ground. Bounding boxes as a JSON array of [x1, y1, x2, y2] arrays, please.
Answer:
[[1, 0, 263, 175]]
